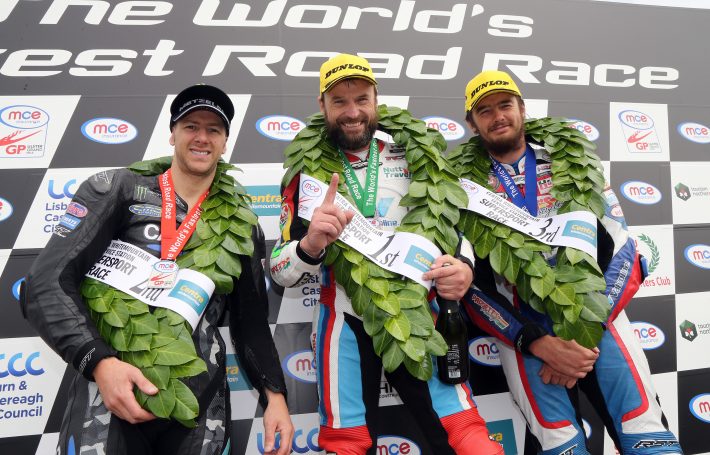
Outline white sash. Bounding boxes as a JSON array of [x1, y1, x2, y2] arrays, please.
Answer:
[[459, 178, 598, 260], [298, 174, 442, 289], [85, 240, 215, 331]]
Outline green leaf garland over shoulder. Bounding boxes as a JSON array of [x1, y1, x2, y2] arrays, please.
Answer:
[[83, 158, 255, 427], [282, 105, 468, 380], [450, 117, 609, 348]]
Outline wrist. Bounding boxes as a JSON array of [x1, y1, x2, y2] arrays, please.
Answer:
[[297, 237, 325, 263]]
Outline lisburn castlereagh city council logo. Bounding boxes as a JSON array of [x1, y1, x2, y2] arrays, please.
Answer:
[[679, 320, 698, 342]]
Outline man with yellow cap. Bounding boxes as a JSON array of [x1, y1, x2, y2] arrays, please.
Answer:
[[454, 70, 682, 454], [271, 54, 504, 454]]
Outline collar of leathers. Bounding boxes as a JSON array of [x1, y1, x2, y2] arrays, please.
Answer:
[[448, 117, 610, 349], [282, 105, 469, 381], [129, 156, 257, 294]]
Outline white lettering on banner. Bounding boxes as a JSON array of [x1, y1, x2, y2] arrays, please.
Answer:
[[297, 174, 441, 288], [459, 178, 598, 260], [0, 3, 680, 89], [85, 240, 215, 331], [483, 53, 679, 89]]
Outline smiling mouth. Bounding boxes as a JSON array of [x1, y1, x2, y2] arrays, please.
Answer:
[[190, 149, 209, 156]]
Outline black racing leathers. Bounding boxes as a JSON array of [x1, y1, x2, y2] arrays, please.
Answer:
[[22, 167, 286, 454]]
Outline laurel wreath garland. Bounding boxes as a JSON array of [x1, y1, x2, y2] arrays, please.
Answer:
[[638, 234, 659, 274], [80, 157, 257, 427], [448, 117, 610, 348], [282, 105, 469, 380]]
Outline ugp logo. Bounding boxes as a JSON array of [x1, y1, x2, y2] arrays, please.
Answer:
[[679, 320, 698, 342], [675, 183, 691, 201]]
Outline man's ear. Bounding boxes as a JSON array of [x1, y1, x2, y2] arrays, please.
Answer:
[[318, 94, 325, 114], [465, 115, 478, 134], [169, 131, 175, 146]]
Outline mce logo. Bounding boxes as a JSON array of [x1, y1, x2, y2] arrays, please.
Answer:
[[620, 181, 661, 205], [81, 117, 137, 144], [256, 115, 305, 141]]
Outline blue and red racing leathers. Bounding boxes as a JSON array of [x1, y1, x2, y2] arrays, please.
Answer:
[[271, 134, 503, 455], [461, 146, 682, 455]]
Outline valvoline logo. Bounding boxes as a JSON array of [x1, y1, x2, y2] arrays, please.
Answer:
[[618, 110, 654, 130], [283, 349, 316, 383], [0, 197, 13, 222], [678, 122, 710, 144], [301, 180, 322, 198], [0, 351, 45, 377], [256, 115, 305, 141], [0, 105, 49, 129], [620, 181, 662, 205], [631, 321, 666, 350], [376, 436, 421, 455], [468, 336, 501, 366], [81, 117, 137, 144], [689, 393, 710, 423], [568, 119, 599, 141], [684, 244, 710, 270], [422, 116, 464, 141]]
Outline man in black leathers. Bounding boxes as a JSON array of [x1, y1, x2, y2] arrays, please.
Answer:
[[23, 85, 293, 455]]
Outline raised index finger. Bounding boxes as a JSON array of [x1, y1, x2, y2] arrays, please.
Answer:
[[324, 173, 339, 204]]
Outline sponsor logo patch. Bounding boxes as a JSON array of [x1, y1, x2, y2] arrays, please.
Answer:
[[66, 202, 87, 218], [129, 204, 162, 217]]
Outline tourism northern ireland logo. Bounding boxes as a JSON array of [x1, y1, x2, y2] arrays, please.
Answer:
[[675, 183, 691, 201], [679, 320, 698, 342], [673, 181, 709, 202]]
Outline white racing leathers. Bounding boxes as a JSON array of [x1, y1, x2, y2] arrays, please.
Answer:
[[461, 146, 682, 455]]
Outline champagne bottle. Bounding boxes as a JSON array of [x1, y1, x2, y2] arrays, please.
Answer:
[[435, 297, 469, 384]]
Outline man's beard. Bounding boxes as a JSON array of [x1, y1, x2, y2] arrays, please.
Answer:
[[480, 123, 526, 159], [325, 114, 378, 151]]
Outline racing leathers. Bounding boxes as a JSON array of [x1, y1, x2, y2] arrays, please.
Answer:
[[271, 134, 504, 455], [23, 167, 287, 455], [460, 145, 682, 454]]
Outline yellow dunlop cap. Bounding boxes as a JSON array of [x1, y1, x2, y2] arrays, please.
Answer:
[[464, 70, 521, 113], [319, 53, 377, 94]]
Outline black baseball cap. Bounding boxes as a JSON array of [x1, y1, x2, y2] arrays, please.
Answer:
[[169, 84, 234, 134]]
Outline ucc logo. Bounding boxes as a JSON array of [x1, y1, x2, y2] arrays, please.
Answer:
[[48, 179, 77, 199], [0, 352, 45, 377]]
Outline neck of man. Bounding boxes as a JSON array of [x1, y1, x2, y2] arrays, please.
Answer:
[[488, 139, 526, 165], [169, 165, 215, 210]]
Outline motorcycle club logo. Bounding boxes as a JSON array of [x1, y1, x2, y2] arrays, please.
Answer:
[[679, 320, 698, 342], [674, 182, 691, 201], [637, 234, 659, 273]]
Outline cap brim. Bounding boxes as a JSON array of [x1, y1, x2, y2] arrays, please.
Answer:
[[171, 104, 230, 129], [322, 74, 377, 93], [468, 88, 521, 112]]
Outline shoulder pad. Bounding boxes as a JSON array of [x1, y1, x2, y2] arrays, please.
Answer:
[[86, 169, 124, 194]]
